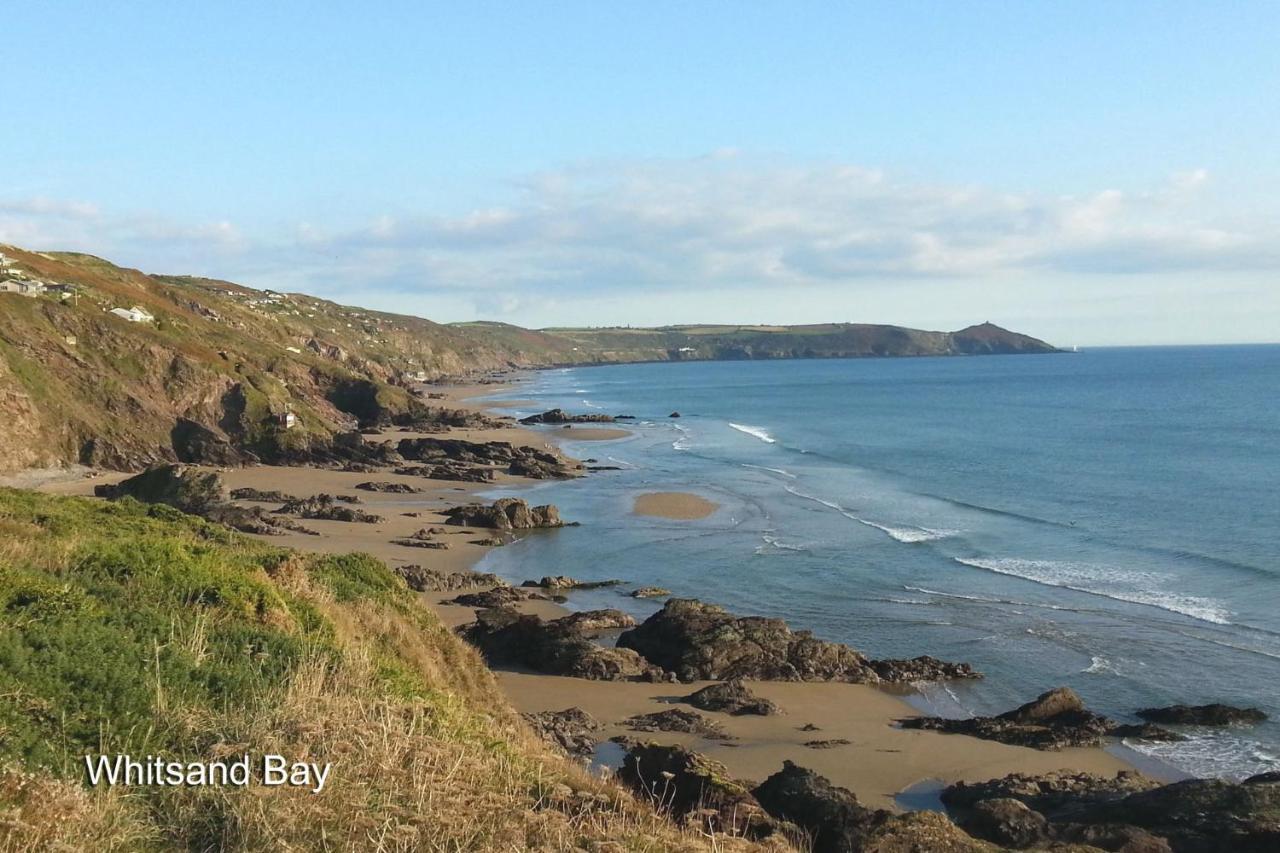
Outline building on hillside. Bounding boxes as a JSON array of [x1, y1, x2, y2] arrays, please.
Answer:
[[276, 411, 298, 430], [1, 279, 46, 297], [108, 306, 155, 323]]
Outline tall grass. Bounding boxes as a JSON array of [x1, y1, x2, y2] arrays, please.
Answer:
[[0, 490, 777, 851]]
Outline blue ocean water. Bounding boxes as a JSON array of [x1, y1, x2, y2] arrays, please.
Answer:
[[475, 346, 1280, 779]]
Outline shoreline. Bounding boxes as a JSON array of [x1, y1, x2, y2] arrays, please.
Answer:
[[30, 374, 1145, 810]]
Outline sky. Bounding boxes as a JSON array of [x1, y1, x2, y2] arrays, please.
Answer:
[[2, 1, 1277, 345]]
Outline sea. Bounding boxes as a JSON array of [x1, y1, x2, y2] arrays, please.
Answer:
[[473, 345, 1280, 781]]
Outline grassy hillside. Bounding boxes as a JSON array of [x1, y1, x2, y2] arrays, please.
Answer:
[[533, 322, 1057, 362], [0, 246, 601, 472], [0, 489, 744, 851], [0, 243, 1055, 473]]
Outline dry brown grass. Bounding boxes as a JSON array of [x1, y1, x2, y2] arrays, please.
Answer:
[[0, 493, 784, 852]]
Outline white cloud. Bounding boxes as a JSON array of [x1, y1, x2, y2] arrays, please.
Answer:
[[293, 157, 1277, 297], [2, 156, 1277, 340]]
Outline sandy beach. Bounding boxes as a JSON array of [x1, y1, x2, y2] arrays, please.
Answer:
[[37, 377, 1138, 809], [633, 490, 720, 520]]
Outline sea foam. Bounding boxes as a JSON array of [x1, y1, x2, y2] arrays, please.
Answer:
[[955, 557, 1232, 625], [728, 423, 776, 443], [848, 515, 957, 543]]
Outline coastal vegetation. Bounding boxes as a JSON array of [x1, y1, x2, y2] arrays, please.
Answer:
[[0, 243, 1054, 474], [0, 489, 743, 850]]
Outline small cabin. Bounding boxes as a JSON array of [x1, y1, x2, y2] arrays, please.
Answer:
[[276, 412, 298, 430], [109, 306, 155, 323]]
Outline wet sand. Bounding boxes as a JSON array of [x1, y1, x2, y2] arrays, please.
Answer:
[[36, 376, 1140, 809], [500, 673, 1132, 811], [633, 491, 720, 520], [548, 426, 633, 441]]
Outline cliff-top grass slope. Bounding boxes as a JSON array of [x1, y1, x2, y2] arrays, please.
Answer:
[[0, 243, 1055, 473], [0, 488, 761, 851]]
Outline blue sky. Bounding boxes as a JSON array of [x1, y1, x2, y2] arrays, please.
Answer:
[[2, 1, 1277, 344]]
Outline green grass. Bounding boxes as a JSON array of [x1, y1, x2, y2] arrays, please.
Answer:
[[0, 491, 345, 772]]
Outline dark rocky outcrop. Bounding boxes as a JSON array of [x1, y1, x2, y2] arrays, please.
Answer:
[[397, 406, 508, 432], [1070, 774, 1280, 853], [94, 465, 320, 536], [395, 565, 507, 593], [551, 609, 636, 634], [521, 576, 624, 591], [870, 655, 984, 683], [397, 437, 579, 479], [522, 708, 602, 759], [616, 598, 978, 684], [449, 587, 536, 608], [229, 487, 296, 502], [901, 687, 1182, 750], [802, 739, 851, 749], [683, 679, 782, 716], [392, 463, 495, 482], [942, 770, 1160, 815], [1136, 704, 1267, 726], [956, 798, 1050, 849], [752, 761, 995, 853], [171, 418, 248, 466], [354, 480, 422, 493], [622, 709, 734, 740], [944, 769, 1280, 853], [518, 408, 615, 425], [459, 607, 665, 682], [390, 537, 449, 549], [629, 586, 672, 598], [443, 498, 566, 530], [95, 464, 226, 514], [617, 743, 777, 840], [203, 503, 319, 536], [274, 494, 383, 523]]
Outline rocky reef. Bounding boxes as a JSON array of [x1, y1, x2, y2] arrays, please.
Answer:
[[682, 679, 783, 716], [518, 408, 616, 425], [442, 497, 567, 530], [942, 768, 1280, 852], [459, 607, 665, 682], [900, 687, 1181, 750], [615, 598, 979, 684]]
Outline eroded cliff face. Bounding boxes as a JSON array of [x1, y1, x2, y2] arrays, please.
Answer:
[[0, 356, 48, 471], [0, 247, 540, 473], [0, 244, 1058, 474]]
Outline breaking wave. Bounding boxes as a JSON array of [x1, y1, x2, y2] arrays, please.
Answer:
[[728, 423, 776, 443], [849, 515, 958, 544], [754, 533, 809, 555], [671, 424, 691, 451], [955, 557, 1232, 626], [783, 485, 845, 511], [741, 463, 797, 479]]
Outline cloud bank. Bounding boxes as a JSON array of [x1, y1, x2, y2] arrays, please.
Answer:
[[3, 154, 1277, 335]]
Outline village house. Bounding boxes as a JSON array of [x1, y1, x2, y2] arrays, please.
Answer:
[[1, 279, 46, 297], [108, 306, 155, 323]]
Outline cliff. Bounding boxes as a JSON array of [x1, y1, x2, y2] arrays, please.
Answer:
[[0, 244, 1057, 473]]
